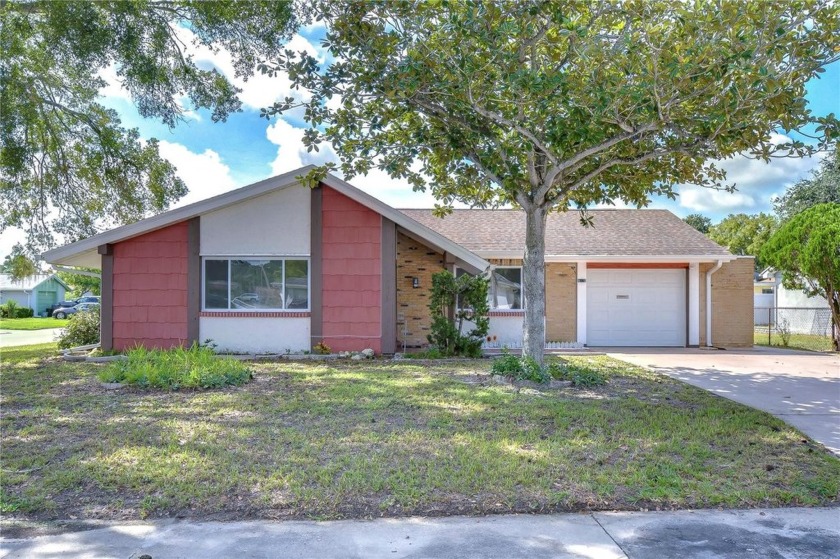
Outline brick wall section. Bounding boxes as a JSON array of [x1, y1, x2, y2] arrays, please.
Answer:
[[396, 233, 446, 347], [112, 222, 188, 350], [487, 259, 576, 342], [321, 187, 382, 352], [700, 257, 754, 347], [712, 257, 754, 347], [545, 263, 577, 342]]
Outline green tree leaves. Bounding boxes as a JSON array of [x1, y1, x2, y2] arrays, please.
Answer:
[[683, 214, 712, 234], [709, 213, 778, 270], [761, 203, 840, 349], [774, 147, 840, 221], [1, 1, 295, 253], [265, 0, 839, 361]]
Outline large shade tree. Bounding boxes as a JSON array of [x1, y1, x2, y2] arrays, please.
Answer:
[[761, 203, 840, 350], [708, 213, 777, 271], [1, 0, 295, 252], [265, 0, 840, 363], [682, 214, 712, 235], [774, 145, 840, 221]]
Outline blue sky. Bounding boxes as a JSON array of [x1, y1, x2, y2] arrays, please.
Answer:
[[2, 26, 838, 257]]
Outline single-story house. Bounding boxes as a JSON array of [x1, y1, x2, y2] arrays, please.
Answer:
[[0, 273, 69, 316], [754, 268, 832, 335], [755, 268, 831, 309], [42, 167, 753, 353]]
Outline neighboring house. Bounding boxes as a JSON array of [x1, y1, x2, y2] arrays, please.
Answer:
[[42, 167, 753, 353], [0, 273, 69, 316], [753, 268, 832, 334]]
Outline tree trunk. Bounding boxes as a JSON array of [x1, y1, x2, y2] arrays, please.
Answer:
[[829, 292, 840, 352], [522, 204, 548, 365]]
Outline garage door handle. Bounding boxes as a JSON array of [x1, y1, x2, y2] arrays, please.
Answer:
[[616, 295, 630, 299]]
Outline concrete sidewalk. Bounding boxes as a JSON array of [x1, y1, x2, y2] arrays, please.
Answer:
[[2, 507, 839, 558]]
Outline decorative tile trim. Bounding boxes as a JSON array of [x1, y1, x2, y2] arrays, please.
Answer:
[[200, 311, 311, 318], [488, 311, 525, 317]]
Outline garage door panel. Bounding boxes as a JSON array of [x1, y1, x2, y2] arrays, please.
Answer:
[[587, 269, 686, 347]]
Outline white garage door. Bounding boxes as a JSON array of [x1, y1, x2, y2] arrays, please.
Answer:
[[587, 268, 686, 346]]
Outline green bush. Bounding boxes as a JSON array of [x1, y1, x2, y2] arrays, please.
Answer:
[[548, 360, 606, 387], [100, 344, 252, 390], [15, 307, 34, 318], [490, 351, 550, 384], [490, 351, 523, 375], [427, 271, 489, 357], [491, 354, 606, 387], [0, 300, 19, 318], [57, 307, 100, 348]]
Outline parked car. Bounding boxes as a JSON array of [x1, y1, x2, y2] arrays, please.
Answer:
[[75, 296, 101, 304], [52, 302, 99, 319], [47, 300, 79, 316]]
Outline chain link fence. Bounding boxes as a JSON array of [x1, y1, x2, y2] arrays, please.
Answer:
[[754, 307, 836, 352]]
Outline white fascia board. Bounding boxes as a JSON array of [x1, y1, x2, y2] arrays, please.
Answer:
[[42, 166, 315, 266], [321, 173, 489, 272]]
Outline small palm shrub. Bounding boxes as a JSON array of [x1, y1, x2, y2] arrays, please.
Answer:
[[0, 300, 19, 318], [99, 344, 252, 390], [57, 307, 100, 348]]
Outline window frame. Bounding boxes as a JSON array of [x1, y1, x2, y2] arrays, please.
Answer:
[[453, 265, 525, 312], [489, 266, 524, 311], [201, 256, 310, 312]]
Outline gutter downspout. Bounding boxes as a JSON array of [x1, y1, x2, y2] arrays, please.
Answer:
[[706, 260, 724, 347]]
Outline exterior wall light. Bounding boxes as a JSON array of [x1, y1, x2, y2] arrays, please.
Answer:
[[412, 277, 420, 288]]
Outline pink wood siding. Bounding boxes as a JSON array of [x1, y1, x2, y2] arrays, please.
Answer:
[[321, 187, 382, 352], [112, 222, 189, 350]]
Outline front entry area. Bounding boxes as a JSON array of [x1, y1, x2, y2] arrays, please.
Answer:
[[586, 268, 686, 346]]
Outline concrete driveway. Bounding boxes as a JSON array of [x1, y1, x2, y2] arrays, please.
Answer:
[[0, 328, 63, 348], [607, 346, 840, 455]]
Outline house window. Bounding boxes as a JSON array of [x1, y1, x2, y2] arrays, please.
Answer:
[[490, 267, 522, 310], [454, 266, 523, 310], [202, 258, 309, 310]]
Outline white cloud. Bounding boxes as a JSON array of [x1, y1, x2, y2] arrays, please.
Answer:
[[266, 117, 463, 208], [265, 117, 339, 175], [0, 228, 29, 261], [97, 64, 133, 102], [678, 187, 758, 213], [186, 29, 322, 112], [97, 29, 323, 115], [676, 135, 824, 216], [156, 141, 237, 207], [348, 168, 444, 209]]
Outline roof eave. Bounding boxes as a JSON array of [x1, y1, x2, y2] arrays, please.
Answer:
[[475, 252, 737, 262]]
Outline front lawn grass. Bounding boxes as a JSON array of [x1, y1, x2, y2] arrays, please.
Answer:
[[0, 317, 66, 331], [1, 346, 838, 521]]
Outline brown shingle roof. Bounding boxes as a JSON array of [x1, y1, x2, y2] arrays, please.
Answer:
[[398, 209, 731, 257]]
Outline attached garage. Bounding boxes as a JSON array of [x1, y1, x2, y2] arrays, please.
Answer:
[[587, 268, 686, 346]]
